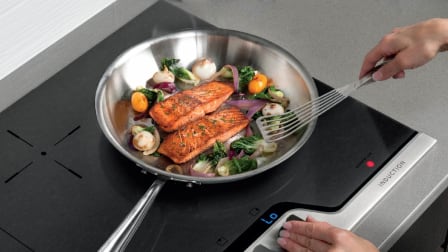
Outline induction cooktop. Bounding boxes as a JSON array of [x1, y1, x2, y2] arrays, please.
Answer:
[[0, 1, 439, 252]]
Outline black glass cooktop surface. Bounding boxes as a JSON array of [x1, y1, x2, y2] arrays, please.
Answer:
[[0, 1, 416, 251]]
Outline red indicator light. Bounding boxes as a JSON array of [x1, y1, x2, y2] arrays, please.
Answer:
[[366, 160, 375, 168]]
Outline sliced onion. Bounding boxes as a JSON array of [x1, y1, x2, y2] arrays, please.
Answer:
[[228, 150, 245, 160], [153, 82, 177, 93], [236, 150, 245, 159], [224, 131, 244, 151], [227, 149, 237, 159], [247, 101, 267, 119], [208, 65, 239, 92], [133, 112, 148, 121], [224, 64, 239, 92], [226, 99, 267, 119], [245, 125, 253, 137], [226, 99, 267, 110]]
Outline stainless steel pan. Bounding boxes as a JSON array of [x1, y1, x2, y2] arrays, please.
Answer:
[[95, 29, 318, 251]]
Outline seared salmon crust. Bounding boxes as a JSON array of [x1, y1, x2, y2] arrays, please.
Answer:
[[149, 81, 234, 132], [158, 106, 250, 164]]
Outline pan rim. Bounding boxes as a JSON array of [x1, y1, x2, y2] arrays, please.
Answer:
[[95, 28, 318, 184]]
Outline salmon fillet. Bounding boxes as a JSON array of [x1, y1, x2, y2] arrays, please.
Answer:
[[149, 81, 234, 132], [158, 106, 250, 164]]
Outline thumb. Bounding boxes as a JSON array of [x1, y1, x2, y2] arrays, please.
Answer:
[[372, 59, 402, 81]]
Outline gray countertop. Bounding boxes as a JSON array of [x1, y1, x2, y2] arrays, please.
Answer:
[[165, 0, 448, 250], [1, 0, 446, 250]]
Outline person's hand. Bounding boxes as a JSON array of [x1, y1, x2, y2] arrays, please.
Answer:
[[359, 18, 448, 81], [277, 216, 379, 252]]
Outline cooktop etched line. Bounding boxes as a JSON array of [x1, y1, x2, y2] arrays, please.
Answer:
[[0, 226, 34, 252], [4, 161, 33, 184], [6, 130, 33, 147], [54, 160, 83, 179], [53, 125, 81, 146]]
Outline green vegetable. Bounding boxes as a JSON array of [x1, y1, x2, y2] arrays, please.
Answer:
[[237, 66, 255, 92], [250, 86, 279, 99], [144, 126, 156, 134], [230, 135, 277, 155], [252, 110, 263, 120], [217, 65, 255, 91], [216, 156, 257, 176], [248, 86, 289, 108], [193, 141, 227, 175], [160, 58, 199, 86], [265, 115, 282, 131], [219, 66, 234, 78], [131, 125, 144, 135], [137, 88, 164, 103], [192, 159, 214, 174], [269, 87, 285, 98], [174, 67, 200, 85], [267, 87, 289, 108], [250, 91, 270, 100], [160, 58, 180, 72], [197, 141, 227, 166]]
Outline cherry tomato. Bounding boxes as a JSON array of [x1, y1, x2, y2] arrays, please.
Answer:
[[248, 73, 268, 94], [131, 91, 149, 112]]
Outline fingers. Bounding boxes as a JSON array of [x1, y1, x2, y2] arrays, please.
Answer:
[[359, 44, 387, 79], [359, 33, 400, 78], [282, 217, 335, 243], [277, 216, 351, 249], [359, 30, 408, 80], [277, 216, 381, 252], [278, 228, 331, 252], [306, 215, 318, 222], [372, 44, 432, 81], [359, 18, 448, 81], [393, 70, 405, 79], [276, 217, 337, 252]]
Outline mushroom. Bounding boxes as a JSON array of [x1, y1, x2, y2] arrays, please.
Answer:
[[262, 102, 285, 116], [165, 164, 183, 175]]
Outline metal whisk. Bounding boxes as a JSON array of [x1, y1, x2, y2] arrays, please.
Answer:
[[256, 62, 387, 142]]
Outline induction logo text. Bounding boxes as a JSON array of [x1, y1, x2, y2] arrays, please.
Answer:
[[378, 160, 406, 187]]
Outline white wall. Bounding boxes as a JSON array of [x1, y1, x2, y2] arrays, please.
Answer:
[[0, 0, 157, 112]]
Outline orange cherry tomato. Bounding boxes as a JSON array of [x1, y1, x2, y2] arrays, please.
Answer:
[[131, 91, 149, 112], [248, 73, 268, 94]]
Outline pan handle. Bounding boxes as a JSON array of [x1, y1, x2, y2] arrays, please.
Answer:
[[98, 178, 166, 252]]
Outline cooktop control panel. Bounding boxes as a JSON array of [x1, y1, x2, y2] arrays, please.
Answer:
[[0, 2, 440, 251], [225, 133, 436, 252]]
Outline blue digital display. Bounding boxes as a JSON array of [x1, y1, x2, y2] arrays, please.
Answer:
[[260, 212, 278, 225], [225, 203, 298, 251]]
